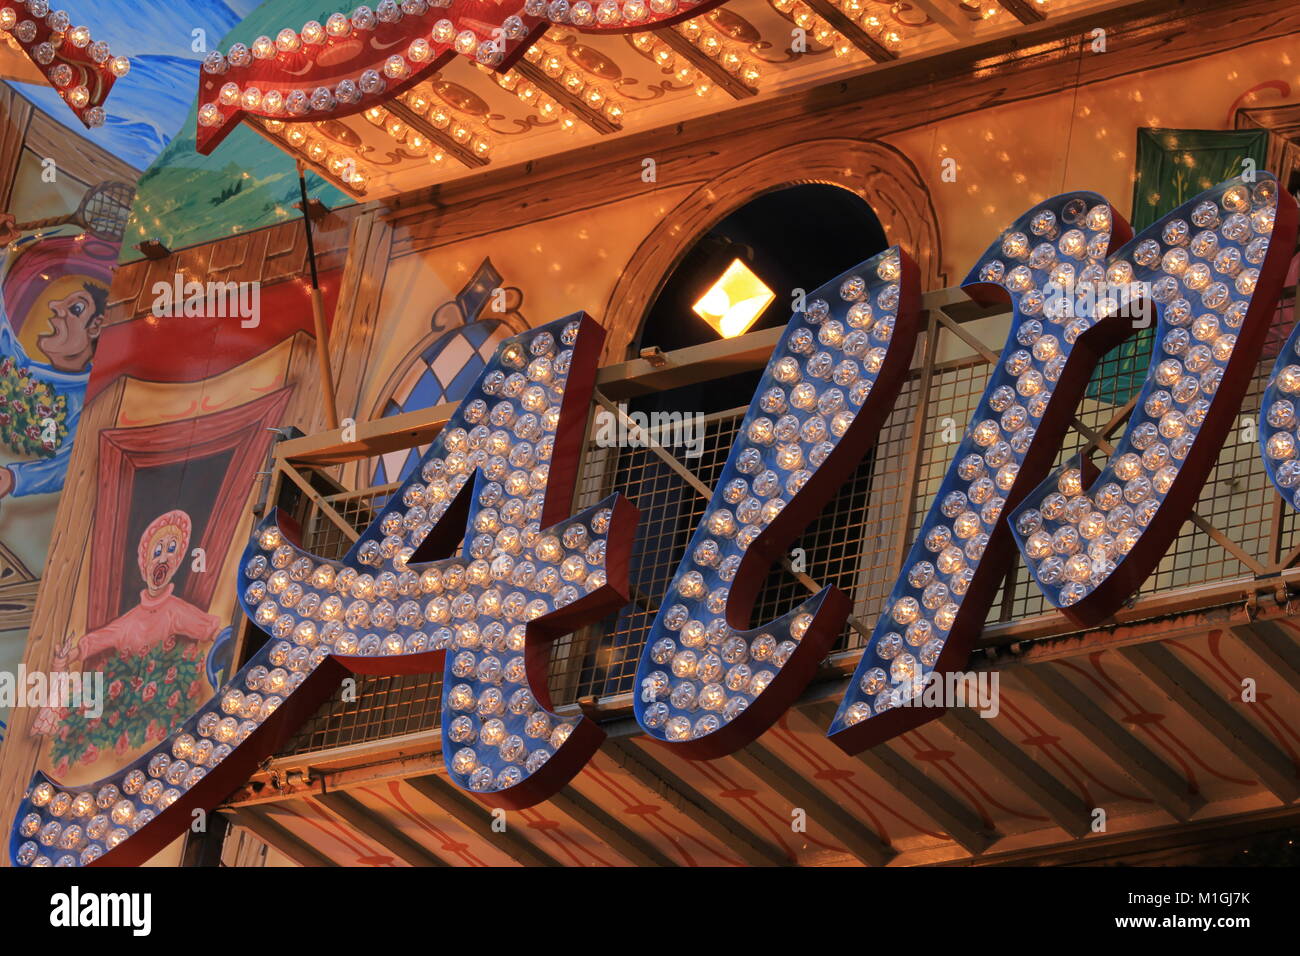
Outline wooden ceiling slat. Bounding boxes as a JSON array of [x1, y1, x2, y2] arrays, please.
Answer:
[[405, 774, 563, 867], [796, 704, 998, 855], [386, 99, 488, 170], [654, 27, 756, 99], [1121, 642, 1300, 804], [222, 807, 339, 867], [605, 739, 789, 866], [998, 0, 1047, 24], [803, 0, 897, 62], [731, 739, 896, 865], [514, 60, 620, 135], [313, 792, 451, 867], [1013, 664, 1204, 821], [944, 706, 1092, 838], [548, 786, 679, 866], [1231, 620, 1300, 693]]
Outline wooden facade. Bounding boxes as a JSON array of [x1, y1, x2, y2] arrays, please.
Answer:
[[3, 0, 1300, 865]]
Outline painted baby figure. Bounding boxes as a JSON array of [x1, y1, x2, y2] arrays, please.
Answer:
[[32, 510, 222, 771]]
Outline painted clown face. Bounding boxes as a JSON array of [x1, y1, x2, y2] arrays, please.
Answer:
[[138, 510, 191, 595]]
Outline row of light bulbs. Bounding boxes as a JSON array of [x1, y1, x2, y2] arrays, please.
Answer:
[[391, 88, 492, 159], [481, 64, 577, 132], [521, 41, 628, 127], [628, 32, 713, 97], [197, 1, 530, 132], [523, 0, 706, 28], [674, 16, 763, 89], [827, 0, 904, 51], [769, 0, 856, 60], [0, 0, 128, 128], [259, 118, 371, 193]]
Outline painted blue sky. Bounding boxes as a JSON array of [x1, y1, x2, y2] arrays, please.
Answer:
[[12, 0, 262, 170]]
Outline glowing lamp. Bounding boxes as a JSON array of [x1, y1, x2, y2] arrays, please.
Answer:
[[692, 258, 775, 338]]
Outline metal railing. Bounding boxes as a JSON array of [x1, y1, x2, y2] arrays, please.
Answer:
[[269, 282, 1300, 758]]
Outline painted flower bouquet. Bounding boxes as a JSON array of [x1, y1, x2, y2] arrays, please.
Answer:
[[48, 635, 208, 777], [0, 357, 68, 459]]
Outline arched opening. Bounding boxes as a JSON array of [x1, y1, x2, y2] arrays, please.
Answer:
[[633, 183, 887, 413], [600, 138, 942, 362], [638, 183, 886, 350]]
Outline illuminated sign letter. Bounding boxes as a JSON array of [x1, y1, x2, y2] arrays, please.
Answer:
[[829, 174, 1298, 754], [10, 315, 637, 867], [1011, 176, 1297, 623], [828, 193, 1132, 754], [1258, 203, 1300, 510], [634, 247, 921, 756]]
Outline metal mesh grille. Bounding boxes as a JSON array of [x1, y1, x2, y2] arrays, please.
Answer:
[[274, 295, 1298, 757]]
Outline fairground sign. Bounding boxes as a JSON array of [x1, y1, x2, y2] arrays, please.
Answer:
[[9, 172, 1299, 866]]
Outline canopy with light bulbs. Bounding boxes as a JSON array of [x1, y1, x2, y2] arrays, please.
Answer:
[[189, 0, 1071, 201], [0, 0, 129, 129]]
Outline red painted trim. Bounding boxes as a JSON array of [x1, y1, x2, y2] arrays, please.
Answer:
[[88, 270, 340, 403]]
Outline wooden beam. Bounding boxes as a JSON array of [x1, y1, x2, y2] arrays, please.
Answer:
[[514, 59, 620, 134], [221, 807, 338, 867], [655, 27, 756, 100], [732, 740, 895, 865], [386, 99, 488, 170], [313, 791, 450, 867], [910, 0, 973, 38], [797, 705, 996, 854], [276, 461, 360, 542], [548, 787, 678, 866], [945, 706, 1091, 837], [1230, 620, 1300, 692], [405, 774, 562, 867], [1014, 664, 1204, 821], [804, 0, 898, 62], [1121, 642, 1300, 803], [0, 84, 34, 211], [605, 739, 788, 866], [998, 0, 1047, 24], [278, 398, 457, 466]]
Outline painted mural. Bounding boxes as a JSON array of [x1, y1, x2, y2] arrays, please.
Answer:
[[5, 263, 342, 788], [0, 82, 138, 749], [120, 0, 351, 261], [0, 0, 340, 763]]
